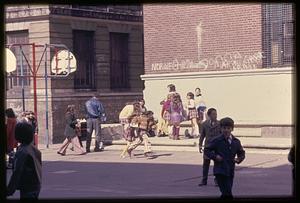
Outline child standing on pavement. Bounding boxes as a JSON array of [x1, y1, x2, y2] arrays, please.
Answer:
[[204, 117, 245, 199], [186, 92, 199, 138], [7, 122, 42, 200], [26, 111, 38, 146], [169, 93, 184, 140], [198, 108, 221, 187], [157, 99, 169, 137], [5, 108, 18, 169], [195, 87, 207, 135]]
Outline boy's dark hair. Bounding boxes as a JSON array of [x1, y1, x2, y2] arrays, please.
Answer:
[[220, 117, 234, 128], [133, 100, 140, 105], [146, 110, 154, 115], [28, 111, 35, 115], [187, 92, 194, 99], [167, 84, 176, 92], [195, 87, 201, 91], [15, 121, 34, 144], [207, 108, 217, 116], [133, 101, 141, 109], [5, 108, 16, 118]]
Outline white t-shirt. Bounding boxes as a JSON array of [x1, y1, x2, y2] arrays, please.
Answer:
[[195, 95, 206, 109], [187, 99, 196, 108]]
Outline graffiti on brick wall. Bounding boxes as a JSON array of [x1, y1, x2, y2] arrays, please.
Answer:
[[151, 51, 263, 71], [196, 22, 203, 61], [151, 21, 263, 72]]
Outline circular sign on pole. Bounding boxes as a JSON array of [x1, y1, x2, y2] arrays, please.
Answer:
[[5, 48, 17, 73], [51, 50, 77, 75]]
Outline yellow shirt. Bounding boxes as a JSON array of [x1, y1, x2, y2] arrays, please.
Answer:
[[119, 105, 134, 119]]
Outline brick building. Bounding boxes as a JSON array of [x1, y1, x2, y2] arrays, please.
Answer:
[[5, 5, 144, 143], [141, 3, 295, 137]]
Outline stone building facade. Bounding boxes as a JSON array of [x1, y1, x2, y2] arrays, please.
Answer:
[[141, 3, 295, 138], [5, 5, 144, 144]]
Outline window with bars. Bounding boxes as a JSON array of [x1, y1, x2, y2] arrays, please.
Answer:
[[262, 3, 295, 68], [110, 32, 129, 90], [73, 30, 96, 89], [5, 30, 31, 86]]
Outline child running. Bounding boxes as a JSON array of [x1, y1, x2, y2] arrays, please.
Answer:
[[119, 101, 141, 158], [127, 111, 156, 158]]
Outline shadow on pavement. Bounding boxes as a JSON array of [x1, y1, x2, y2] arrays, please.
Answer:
[[133, 152, 173, 159], [6, 158, 293, 200]]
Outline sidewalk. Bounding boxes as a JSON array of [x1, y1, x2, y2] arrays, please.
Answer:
[[110, 136, 292, 150], [98, 123, 292, 150]]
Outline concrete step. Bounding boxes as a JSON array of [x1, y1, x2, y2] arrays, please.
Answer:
[[87, 123, 292, 150], [97, 123, 262, 139], [99, 144, 290, 155], [111, 137, 197, 147], [180, 122, 261, 137], [232, 127, 261, 137]]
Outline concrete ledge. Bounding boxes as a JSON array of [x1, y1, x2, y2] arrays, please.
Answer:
[[90, 124, 292, 150], [242, 145, 291, 150], [233, 128, 261, 137]]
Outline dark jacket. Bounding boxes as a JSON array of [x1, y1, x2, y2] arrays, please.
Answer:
[[7, 144, 42, 195], [288, 145, 295, 166], [199, 120, 221, 147], [204, 134, 245, 177], [85, 97, 105, 119], [64, 112, 78, 139]]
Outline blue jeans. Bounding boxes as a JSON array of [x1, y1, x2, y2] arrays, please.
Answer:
[[86, 118, 102, 150]]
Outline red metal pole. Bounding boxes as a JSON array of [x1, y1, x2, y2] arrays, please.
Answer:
[[32, 43, 38, 148]]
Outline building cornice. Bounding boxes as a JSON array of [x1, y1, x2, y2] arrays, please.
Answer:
[[141, 67, 295, 81], [5, 6, 142, 23], [49, 14, 143, 26], [49, 6, 143, 22]]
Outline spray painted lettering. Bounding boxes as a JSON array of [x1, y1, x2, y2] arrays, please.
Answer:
[[151, 51, 263, 71]]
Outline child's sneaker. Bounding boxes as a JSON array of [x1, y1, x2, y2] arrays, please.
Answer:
[[144, 151, 153, 157]]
